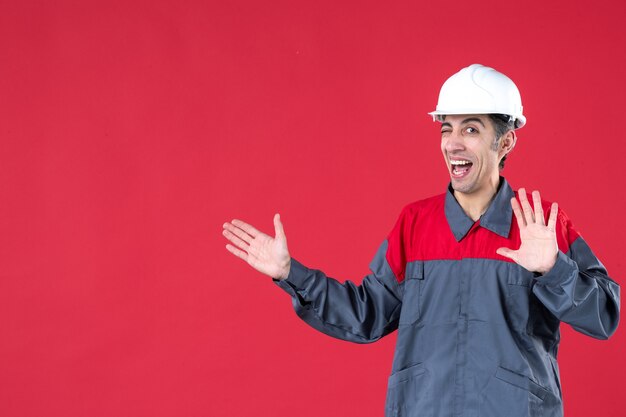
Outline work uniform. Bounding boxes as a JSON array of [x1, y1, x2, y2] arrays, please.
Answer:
[[274, 178, 620, 417]]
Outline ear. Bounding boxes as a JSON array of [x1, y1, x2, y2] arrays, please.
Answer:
[[498, 130, 516, 160]]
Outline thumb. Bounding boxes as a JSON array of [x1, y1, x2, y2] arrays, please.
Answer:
[[273, 213, 286, 239], [496, 247, 518, 263]]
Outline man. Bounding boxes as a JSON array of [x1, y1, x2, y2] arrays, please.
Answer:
[[222, 64, 620, 417]]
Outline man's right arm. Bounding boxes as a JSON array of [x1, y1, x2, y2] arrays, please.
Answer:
[[273, 240, 403, 343], [223, 209, 410, 343]]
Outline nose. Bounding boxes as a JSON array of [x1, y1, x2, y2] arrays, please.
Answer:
[[444, 131, 465, 153]]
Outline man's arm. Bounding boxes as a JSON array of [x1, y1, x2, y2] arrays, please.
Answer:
[[273, 240, 403, 343], [222, 212, 406, 343], [532, 235, 620, 339], [497, 189, 620, 339]]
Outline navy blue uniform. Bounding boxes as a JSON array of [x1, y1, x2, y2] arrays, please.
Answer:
[[275, 178, 620, 417]]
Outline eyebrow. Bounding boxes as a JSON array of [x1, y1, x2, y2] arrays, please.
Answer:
[[440, 117, 485, 130], [461, 117, 485, 127]]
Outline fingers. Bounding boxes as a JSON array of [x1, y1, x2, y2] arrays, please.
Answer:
[[274, 213, 285, 240], [223, 221, 254, 244], [231, 219, 261, 238], [547, 202, 558, 232], [222, 228, 250, 251], [225, 243, 248, 261], [515, 188, 546, 226], [518, 188, 535, 224], [510, 196, 525, 228], [496, 247, 518, 263], [532, 190, 545, 226]]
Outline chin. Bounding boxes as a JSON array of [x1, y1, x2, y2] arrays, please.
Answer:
[[450, 179, 478, 195]]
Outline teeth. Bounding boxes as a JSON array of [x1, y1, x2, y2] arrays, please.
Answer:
[[450, 160, 471, 165]]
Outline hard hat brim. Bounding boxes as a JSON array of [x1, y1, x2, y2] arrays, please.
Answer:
[[427, 110, 526, 129]]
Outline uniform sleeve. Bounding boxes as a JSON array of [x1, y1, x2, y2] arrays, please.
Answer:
[[273, 209, 409, 344], [532, 210, 620, 340]]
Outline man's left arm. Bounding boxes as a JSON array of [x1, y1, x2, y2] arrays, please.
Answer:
[[496, 188, 620, 340]]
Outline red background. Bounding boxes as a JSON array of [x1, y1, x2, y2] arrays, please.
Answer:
[[1, 1, 624, 416]]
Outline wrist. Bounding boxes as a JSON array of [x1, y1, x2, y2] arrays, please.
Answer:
[[275, 259, 291, 281], [535, 253, 557, 275]]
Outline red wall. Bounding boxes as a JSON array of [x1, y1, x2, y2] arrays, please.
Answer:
[[1, 1, 624, 416]]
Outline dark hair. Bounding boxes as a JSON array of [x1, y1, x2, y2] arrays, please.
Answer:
[[489, 114, 516, 169]]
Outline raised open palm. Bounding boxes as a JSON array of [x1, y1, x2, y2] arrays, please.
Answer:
[[496, 188, 559, 274], [222, 213, 291, 280]]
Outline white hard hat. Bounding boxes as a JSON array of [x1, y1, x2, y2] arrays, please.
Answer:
[[429, 64, 526, 129]]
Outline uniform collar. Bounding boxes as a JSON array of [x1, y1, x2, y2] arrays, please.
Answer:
[[444, 177, 514, 242]]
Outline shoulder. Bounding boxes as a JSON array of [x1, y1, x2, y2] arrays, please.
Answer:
[[401, 193, 447, 217], [386, 193, 446, 239]]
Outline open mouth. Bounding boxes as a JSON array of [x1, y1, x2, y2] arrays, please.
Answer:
[[450, 159, 473, 178]]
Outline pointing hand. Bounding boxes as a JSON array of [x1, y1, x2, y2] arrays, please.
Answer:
[[496, 189, 559, 274], [222, 214, 291, 280]]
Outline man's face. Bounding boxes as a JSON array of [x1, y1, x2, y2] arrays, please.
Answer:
[[440, 114, 502, 195]]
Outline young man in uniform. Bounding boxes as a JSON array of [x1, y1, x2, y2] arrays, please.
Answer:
[[222, 64, 620, 417]]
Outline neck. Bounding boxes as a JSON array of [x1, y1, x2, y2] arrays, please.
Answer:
[[454, 176, 501, 221]]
